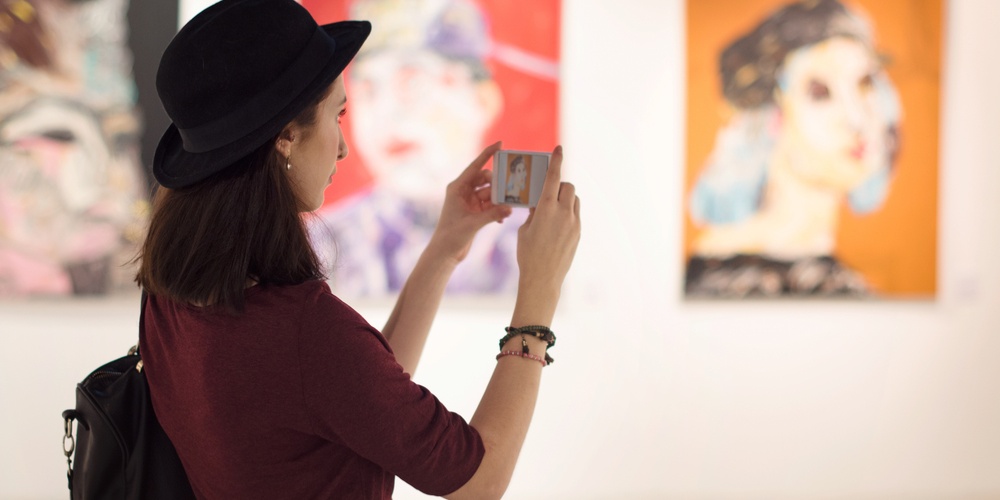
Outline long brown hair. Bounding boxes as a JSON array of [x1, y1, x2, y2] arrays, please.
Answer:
[[135, 90, 330, 313]]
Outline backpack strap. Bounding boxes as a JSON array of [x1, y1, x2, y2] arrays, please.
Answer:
[[134, 290, 148, 371]]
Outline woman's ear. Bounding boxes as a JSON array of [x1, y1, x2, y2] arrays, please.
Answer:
[[275, 126, 297, 158]]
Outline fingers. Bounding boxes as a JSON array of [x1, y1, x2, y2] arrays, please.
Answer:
[[488, 203, 513, 223], [523, 207, 536, 226], [558, 182, 576, 205], [574, 195, 581, 218], [458, 141, 502, 183], [539, 145, 563, 204]]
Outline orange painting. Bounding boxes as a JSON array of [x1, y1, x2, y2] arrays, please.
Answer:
[[684, 0, 941, 298]]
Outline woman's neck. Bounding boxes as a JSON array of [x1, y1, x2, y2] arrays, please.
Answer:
[[693, 143, 843, 260]]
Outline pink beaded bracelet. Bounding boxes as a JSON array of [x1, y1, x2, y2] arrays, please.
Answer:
[[496, 350, 548, 367]]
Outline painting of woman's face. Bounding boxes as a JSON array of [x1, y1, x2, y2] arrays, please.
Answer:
[[776, 36, 890, 191], [0, 95, 142, 295], [511, 159, 526, 187], [349, 49, 498, 199]]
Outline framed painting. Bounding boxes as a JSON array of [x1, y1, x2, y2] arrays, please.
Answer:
[[302, 0, 561, 298], [684, 0, 941, 299], [0, 0, 145, 296]]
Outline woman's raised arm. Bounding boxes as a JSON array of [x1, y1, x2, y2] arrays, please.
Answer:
[[447, 145, 581, 499], [381, 142, 512, 376]]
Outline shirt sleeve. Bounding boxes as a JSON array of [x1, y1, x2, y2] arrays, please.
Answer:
[[296, 282, 484, 496]]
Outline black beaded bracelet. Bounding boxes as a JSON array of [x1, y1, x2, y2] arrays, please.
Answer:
[[500, 325, 556, 349], [498, 326, 556, 365]]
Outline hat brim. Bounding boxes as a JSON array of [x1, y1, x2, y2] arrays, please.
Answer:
[[153, 21, 371, 189]]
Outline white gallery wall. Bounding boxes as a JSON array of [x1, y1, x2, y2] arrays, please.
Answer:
[[2, 1, 999, 498]]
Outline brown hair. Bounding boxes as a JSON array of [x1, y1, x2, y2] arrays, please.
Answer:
[[719, 0, 871, 109], [134, 87, 331, 312]]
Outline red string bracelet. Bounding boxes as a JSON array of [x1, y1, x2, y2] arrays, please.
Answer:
[[496, 350, 548, 367], [498, 326, 556, 365]]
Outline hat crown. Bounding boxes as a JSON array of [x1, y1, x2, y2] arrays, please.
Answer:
[[156, 0, 319, 129], [152, 2, 370, 189]]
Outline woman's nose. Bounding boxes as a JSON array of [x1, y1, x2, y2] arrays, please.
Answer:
[[338, 135, 349, 161], [842, 92, 868, 132]]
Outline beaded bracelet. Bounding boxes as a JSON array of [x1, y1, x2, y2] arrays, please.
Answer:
[[499, 325, 556, 349], [496, 350, 548, 367], [498, 329, 555, 365]]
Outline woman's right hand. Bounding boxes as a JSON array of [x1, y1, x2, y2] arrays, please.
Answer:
[[513, 145, 581, 322]]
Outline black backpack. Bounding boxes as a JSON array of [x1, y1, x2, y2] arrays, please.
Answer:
[[61, 293, 196, 499]]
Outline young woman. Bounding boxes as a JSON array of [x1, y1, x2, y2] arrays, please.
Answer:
[[686, 0, 900, 297], [135, 1, 580, 498]]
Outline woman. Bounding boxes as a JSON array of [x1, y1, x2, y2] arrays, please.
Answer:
[[686, 0, 900, 298], [135, 1, 580, 498]]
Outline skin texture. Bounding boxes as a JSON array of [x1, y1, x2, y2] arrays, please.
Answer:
[[276, 76, 350, 212]]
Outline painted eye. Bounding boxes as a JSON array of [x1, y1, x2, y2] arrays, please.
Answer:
[[859, 74, 875, 91], [808, 79, 831, 101], [41, 129, 76, 142], [337, 108, 347, 124]]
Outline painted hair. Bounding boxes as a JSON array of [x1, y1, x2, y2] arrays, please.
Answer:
[[509, 155, 525, 173], [719, 0, 873, 110], [690, 0, 901, 225], [350, 0, 493, 81]]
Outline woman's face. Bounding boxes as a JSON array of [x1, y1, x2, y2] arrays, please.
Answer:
[[348, 49, 500, 200], [286, 76, 349, 211], [776, 37, 890, 190], [513, 161, 526, 179]]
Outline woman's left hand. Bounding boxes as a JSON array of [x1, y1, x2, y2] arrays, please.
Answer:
[[429, 141, 513, 263]]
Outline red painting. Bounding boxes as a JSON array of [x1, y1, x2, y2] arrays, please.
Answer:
[[302, 0, 560, 297]]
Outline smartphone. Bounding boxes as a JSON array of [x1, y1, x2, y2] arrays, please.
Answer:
[[491, 150, 550, 208]]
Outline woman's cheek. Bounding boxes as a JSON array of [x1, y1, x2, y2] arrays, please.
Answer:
[[797, 103, 842, 154]]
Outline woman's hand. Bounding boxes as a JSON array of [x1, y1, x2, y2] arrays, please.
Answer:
[[513, 145, 581, 324], [428, 141, 513, 263]]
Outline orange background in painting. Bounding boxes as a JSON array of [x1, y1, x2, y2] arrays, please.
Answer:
[[685, 0, 942, 297], [302, 0, 560, 209]]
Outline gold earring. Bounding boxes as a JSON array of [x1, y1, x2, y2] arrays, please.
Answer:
[[286, 153, 292, 171]]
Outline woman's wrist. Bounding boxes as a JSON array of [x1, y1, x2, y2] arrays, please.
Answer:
[[511, 280, 560, 327], [421, 236, 466, 268]]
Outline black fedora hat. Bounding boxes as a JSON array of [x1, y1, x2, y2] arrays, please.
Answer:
[[153, 0, 370, 189]]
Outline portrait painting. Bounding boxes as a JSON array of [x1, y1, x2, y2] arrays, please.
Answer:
[[504, 154, 530, 205], [301, 0, 560, 298], [684, 0, 941, 299], [0, 0, 145, 296]]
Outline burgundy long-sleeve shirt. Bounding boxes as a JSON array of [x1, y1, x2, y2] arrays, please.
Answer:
[[141, 280, 484, 499]]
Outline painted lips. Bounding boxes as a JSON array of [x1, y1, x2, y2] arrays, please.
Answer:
[[849, 142, 866, 160], [385, 139, 417, 157]]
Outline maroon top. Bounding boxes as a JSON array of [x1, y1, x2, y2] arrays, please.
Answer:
[[141, 280, 484, 499]]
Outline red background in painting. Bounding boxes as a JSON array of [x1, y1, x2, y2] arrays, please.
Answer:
[[301, 0, 561, 209]]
